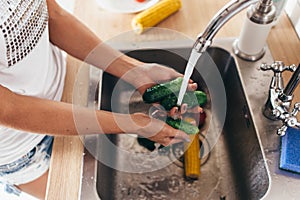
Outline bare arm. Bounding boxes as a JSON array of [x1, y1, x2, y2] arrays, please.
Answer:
[[46, 0, 195, 93], [0, 1, 190, 145], [0, 85, 128, 136], [44, 0, 192, 143], [0, 85, 187, 145], [46, 0, 157, 92]]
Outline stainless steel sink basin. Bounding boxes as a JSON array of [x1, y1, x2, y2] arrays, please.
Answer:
[[81, 37, 270, 200], [81, 39, 270, 200]]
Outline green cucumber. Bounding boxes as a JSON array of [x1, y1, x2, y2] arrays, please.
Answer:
[[166, 117, 199, 135], [160, 90, 207, 110], [142, 77, 183, 103], [191, 90, 207, 106]]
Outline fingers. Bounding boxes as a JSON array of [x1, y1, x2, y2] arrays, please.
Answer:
[[172, 129, 190, 142], [168, 105, 202, 119], [168, 138, 186, 145], [164, 128, 190, 145], [187, 106, 203, 114], [160, 137, 186, 147], [187, 82, 198, 91], [169, 106, 181, 119], [163, 134, 191, 146], [148, 124, 190, 146], [151, 109, 167, 119], [180, 103, 188, 115]]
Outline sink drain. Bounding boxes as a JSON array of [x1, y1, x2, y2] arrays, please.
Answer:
[[170, 132, 211, 168], [137, 132, 211, 169]]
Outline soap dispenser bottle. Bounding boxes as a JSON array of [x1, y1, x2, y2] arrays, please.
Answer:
[[233, 0, 276, 61]]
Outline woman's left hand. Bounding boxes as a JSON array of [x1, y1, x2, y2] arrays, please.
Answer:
[[127, 63, 197, 94]]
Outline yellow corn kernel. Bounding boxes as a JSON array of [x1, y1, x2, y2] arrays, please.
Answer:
[[131, 0, 182, 34], [184, 133, 201, 179]]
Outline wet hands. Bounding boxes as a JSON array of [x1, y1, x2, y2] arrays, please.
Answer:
[[124, 63, 203, 146], [131, 63, 197, 95], [131, 113, 191, 146]]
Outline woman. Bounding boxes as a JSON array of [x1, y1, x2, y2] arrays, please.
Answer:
[[0, 0, 195, 199]]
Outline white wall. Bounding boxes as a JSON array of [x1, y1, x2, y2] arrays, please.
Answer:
[[285, 0, 300, 38], [56, 0, 75, 13]]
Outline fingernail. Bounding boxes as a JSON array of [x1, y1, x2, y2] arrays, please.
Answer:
[[184, 137, 191, 143], [173, 136, 190, 143]]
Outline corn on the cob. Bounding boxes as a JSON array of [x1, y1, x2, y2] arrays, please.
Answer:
[[131, 0, 182, 34], [183, 117, 200, 179], [184, 133, 201, 179]]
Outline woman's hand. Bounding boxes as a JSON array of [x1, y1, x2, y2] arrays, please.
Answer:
[[132, 63, 198, 94], [109, 61, 199, 145], [130, 113, 190, 146]]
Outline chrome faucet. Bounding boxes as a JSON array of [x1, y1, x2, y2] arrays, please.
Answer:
[[193, 0, 276, 61], [191, 0, 300, 136], [261, 61, 300, 136]]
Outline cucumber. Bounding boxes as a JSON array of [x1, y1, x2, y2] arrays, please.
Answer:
[[142, 77, 183, 103], [160, 90, 207, 110], [166, 117, 199, 135], [192, 90, 207, 106]]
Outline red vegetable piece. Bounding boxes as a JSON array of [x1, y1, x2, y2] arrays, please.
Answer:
[[198, 111, 206, 128]]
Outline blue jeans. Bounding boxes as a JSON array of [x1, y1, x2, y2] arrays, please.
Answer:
[[0, 135, 53, 196]]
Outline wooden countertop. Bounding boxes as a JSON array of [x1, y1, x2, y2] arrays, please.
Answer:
[[46, 0, 300, 199]]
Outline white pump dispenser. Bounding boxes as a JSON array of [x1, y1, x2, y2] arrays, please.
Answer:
[[233, 0, 276, 61]]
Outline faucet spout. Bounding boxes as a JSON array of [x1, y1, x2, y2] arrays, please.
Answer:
[[193, 0, 259, 53]]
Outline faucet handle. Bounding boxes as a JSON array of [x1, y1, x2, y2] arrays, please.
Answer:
[[274, 102, 300, 136], [291, 103, 300, 116], [260, 61, 296, 73]]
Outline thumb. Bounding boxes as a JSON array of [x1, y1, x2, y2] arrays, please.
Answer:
[[172, 130, 191, 143]]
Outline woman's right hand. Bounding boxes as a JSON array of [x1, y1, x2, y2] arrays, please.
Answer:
[[129, 113, 190, 146]]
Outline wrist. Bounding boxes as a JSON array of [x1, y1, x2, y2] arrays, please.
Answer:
[[106, 54, 142, 77], [110, 58, 155, 94], [128, 113, 151, 133]]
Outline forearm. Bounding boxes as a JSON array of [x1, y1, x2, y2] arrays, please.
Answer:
[[0, 86, 138, 136], [47, 0, 99, 62], [47, 0, 145, 83]]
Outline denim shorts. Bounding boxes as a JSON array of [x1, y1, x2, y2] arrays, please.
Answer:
[[0, 135, 53, 195]]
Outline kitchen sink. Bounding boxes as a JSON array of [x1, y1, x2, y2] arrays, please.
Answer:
[[82, 40, 270, 200]]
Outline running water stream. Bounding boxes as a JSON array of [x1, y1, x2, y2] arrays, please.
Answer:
[[177, 49, 202, 106]]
